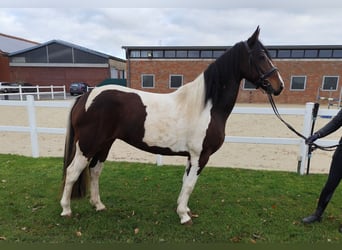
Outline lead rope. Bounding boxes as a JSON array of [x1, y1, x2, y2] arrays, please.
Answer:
[[267, 94, 340, 152]]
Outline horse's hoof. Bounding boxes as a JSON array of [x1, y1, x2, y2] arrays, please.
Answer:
[[61, 212, 72, 218], [188, 211, 199, 218], [96, 206, 107, 212], [181, 219, 193, 226]]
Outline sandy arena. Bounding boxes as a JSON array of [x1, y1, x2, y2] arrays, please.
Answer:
[[0, 101, 338, 174]]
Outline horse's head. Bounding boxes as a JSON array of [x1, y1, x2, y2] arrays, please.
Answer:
[[241, 26, 284, 96]]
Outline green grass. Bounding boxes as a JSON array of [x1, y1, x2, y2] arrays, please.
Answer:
[[0, 154, 341, 244]]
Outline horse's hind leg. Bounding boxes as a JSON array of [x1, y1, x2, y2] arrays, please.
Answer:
[[88, 142, 114, 212], [60, 143, 89, 216], [89, 160, 106, 211]]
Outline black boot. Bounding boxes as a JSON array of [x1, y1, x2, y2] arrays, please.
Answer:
[[302, 208, 324, 224]]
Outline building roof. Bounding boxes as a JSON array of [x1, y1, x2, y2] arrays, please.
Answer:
[[10, 39, 126, 62], [0, 33, 39, 54]]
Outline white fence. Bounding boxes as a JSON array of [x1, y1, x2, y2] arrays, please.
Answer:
[[0, 95, 340, 175], [0, 85, 66, 100]]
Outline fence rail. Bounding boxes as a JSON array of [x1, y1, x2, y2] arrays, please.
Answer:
[[0, 95, 339, 175], [0, 85, 66, 100]]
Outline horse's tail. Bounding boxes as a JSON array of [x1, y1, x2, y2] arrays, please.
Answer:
[[62, 96, 89, 199]]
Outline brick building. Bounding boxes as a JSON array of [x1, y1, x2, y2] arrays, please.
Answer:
[[122, 45, 342, 104], [8, 40, 126, 89]]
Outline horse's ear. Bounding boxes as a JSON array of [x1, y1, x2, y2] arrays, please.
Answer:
[[247, 26, 260, 47]]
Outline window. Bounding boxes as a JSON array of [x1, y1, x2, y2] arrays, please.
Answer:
[[188, 50, 200, 58], [140, 51, 152, 58], [169, 75, 183, 89], [319, 50, 332, 58], [304, 50, 318, 58], [278, 50, 291, 58], [322, 76, 339, 90], [290, 76, 306, 91], [201, 50, 212, 58], [176, 50, 187, 58], [141, 74, 154, 88], [213, 50, 225, 58], [243, 79, 257, 90], [130, 50, 140, 58], [268, 50, 277, 58], [291, 50, 304, 58], [74, 48, 107, 64], [12, 47, 48, 63], [48, 43, 72, 63], [152, 50, 163, 58], [332, 50, 342, 58], [164, 50, 176, 58]]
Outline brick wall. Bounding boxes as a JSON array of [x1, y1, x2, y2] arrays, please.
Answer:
[[128, 59, 342, 104], [0, 54, 10, 82], [10, 66, 110, 89]]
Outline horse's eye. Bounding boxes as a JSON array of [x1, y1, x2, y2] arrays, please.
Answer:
[[258, 54, 267, 61]]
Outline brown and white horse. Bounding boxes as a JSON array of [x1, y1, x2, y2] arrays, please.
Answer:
[[60, 27, 284, 225]]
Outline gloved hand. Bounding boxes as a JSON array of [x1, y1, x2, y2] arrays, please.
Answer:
[[305, 132, 320, 144]]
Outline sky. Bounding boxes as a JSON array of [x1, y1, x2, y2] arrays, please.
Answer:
[[1, 1, 342, 59]]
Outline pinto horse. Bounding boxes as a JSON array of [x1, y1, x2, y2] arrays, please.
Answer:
[[60, 27, 284, 225]]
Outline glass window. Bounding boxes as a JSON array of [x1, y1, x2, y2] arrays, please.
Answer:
[[130, 50, 140, 58], [188, 50, 200, 58], [243, 79, 257, 90], [141, 74, 154, 88], [176, 50, 187, 58], [17, 47, 48, 63], [268, 50, 277, 58], [169, 75, 183, 88], [319, 50, 332, 58], [164, 50, 176, 58], [291, 50, 304, 58], [332, 50, 342, 58], [152, 50, 163, 58], [290, 76, 306, 90], [322, 76, 339, 90], [73, 48, 107, 64], [278, 50, 291, 58], [201, 50, 212, 58], [48, 43, 73, 63], [304, 50, 318, 58], [213, 50, 225, 58], [140, 51, 152, 58]]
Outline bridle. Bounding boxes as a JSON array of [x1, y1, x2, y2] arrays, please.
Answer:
[[243, 41, 279, 94]]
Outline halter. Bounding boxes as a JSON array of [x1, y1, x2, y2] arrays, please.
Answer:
[[243, 41, 279, 94]]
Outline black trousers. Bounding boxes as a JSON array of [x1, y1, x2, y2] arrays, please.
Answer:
[[316, 145, 342, 213]]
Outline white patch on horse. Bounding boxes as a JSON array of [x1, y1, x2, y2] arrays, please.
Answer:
[[142, 74, 212, 154], [89, 161, 106, 211]]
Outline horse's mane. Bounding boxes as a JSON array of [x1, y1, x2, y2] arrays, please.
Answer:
[[203, 42, 244, 105]]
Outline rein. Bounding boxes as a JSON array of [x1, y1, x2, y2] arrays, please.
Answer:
[[267, 94, 340, 152]]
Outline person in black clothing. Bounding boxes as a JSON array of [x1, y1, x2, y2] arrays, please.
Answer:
[[302, 108, 342, 233]]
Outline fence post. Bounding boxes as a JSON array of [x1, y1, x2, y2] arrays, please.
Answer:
[[51, 85, 54, 99], [26, 95, 39, 158], [63, 85, 66, 99], [156, 154, 163, 166], [299, 102, 314, 175], [19, 85, 23, 101], [36, 85, 40, 100]]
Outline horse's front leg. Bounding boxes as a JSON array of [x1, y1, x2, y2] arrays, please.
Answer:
[[177, 160, 200, 225], [89, 161, 106, 211]]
